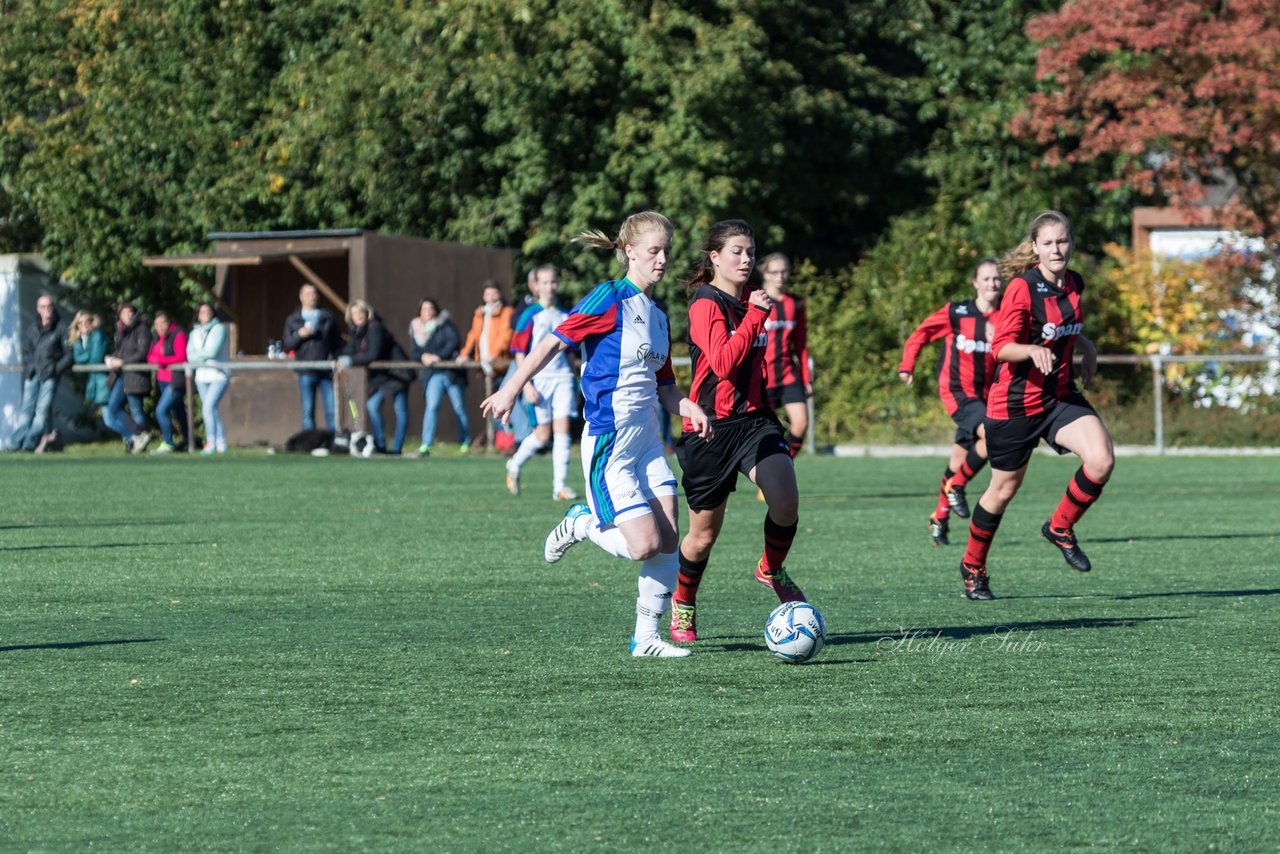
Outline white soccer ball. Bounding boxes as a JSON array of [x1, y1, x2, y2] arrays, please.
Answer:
[[764, 601, 826, 663]]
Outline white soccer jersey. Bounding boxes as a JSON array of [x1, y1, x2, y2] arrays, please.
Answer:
[[511, 301, 573, 381]]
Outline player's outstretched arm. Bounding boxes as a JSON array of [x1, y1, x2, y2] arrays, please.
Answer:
[[480, 334, 567, 424]]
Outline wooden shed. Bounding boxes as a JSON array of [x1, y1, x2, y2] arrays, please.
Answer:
[[143, 229, 515, 447]]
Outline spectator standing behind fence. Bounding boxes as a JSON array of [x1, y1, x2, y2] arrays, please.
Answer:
[[71, 311, 111, 416], [457, 280, 514, 451], [340, 299, 412, 455], [147, 310, 187, 455], [4, 294, 71, 453], [409, 298, 469, 456], [103, 302, 152, 453], [187, 302, 230, 455], [456, 280, 514, 376], [283, 283, 342, 431]]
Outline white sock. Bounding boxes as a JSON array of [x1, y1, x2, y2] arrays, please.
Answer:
[[635, 551, 678, 642], [510, 432, 545, 471], [586, 521, 634, 559], [552, 432, 571, 493]]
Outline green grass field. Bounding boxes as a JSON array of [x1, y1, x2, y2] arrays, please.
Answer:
[[2, 451, 1277, 851]]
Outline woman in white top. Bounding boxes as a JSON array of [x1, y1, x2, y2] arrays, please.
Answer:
[[187, 302, 230, 454]]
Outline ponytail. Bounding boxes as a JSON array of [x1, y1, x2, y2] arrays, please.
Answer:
[[573, 211, 673, 267]]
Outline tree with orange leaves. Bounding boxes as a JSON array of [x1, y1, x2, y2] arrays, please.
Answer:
[[1015, 0, 1280, 252]]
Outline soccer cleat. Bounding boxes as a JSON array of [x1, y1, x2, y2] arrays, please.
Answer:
[[960, 560, 995, 600], [929, 515, 950, 547], [630, 635, 692, 658], [756, 559, 807, 603], [544, 503, 590, 563], [130, 433, 152, 454], [669, 601, 698, 643], [151, 441, 174, 455], [505, 462, 521, 496], [553, 488, 580, 501], [417, 443, 431, 456], [945, 482, 970, 518], [1042, 520, 1092, 572]]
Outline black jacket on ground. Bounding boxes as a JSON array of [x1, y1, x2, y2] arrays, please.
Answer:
[[344, 317, 412, 393], [22, 309, 72, 382]]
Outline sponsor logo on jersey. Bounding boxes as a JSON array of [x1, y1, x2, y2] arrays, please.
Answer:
[[1040, 321, 1083, 341], [635, 342, 668, 364], [764, 319, 796, 331], [633, 314, 644, 324], [954, 333, 991, 354], [955, 304, 969, 315]]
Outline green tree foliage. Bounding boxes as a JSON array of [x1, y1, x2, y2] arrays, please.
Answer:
[[0, 0, 919, 309]]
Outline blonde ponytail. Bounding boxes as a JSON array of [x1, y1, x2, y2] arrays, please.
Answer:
[[999, 239, 1039, 283], [573, 211, 673, 267]]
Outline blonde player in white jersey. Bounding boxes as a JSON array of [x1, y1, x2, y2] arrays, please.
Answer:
[[482, 211, 712, 658], [505, 264, 579, 500]]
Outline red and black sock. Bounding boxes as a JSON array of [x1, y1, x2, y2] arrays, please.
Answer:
[[761, 514, 798, 574], [1049, 466, 1106, 532], [785, 432, 803, 458], [963, 504, 1003, 568], [674, 550, 709, 606], [951, 449, 987, 488]]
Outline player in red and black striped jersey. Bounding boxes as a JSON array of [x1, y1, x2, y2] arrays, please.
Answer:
[[669, 220, 808, 645], [898, 259, 1003, 546], [760, 254, 812, 457], [958, 211, 1117, 600]]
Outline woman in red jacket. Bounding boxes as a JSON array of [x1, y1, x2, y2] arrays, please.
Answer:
[[898, 259, 1003, 546], [669, 220, 807, 644]]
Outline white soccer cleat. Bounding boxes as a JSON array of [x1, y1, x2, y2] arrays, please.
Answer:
[[630, 635, 693, 658], [545, 503, 590, 563]]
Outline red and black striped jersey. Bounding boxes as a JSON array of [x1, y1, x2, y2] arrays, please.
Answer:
[[684, 283, 770, 430], [898, 299, 997, 415], [764, 293, 811, 389], [986, 268, 1085, 419]]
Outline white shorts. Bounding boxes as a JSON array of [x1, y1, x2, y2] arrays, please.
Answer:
[[531, 375, 578, 425], [581, 411, 677, 526]]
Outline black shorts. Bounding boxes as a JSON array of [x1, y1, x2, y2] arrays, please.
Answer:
[[950, 399, 987, 450], [984, 394, 1098, 472], [676, 412, 792, 511], [767, 382, 808, 408]]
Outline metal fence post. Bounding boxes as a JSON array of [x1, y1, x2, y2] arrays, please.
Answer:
[[1150, 354, 1164, 455]]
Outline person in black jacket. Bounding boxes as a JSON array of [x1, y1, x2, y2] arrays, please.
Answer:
[[282, 284, 342, 431], [5, 295, 72, 452], [339, 299, 411, 455], [408, 298, 469, 455], [102, 302, 153, 453]]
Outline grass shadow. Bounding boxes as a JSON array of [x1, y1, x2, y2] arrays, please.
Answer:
[[0, 638, 165, 653], [827, 615, 1188, 646], [1091, 532, 1278, 544], [1112, 587, 1280, 601], [0, 541, 206, 552]]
